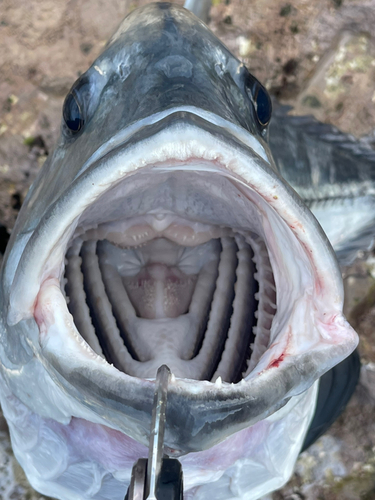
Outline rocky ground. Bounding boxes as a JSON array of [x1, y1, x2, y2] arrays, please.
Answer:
[[0, 0, 374, 499]]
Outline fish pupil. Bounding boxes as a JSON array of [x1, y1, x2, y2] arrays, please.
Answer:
[[63, 93, 84, 133], [256, 86, 272, 126]]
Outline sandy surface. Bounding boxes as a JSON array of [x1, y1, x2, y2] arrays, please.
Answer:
[[0, 0, 374, 499]]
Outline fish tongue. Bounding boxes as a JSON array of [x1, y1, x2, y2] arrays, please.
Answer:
[[122, 263, 197, 319], [117, 237, 200, 319]]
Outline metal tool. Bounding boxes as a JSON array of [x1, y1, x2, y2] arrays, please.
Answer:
[[125, 365, 184, 500]]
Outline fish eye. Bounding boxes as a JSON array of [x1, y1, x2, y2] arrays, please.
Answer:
[[62, 77, 92, 136], [63, 92, 84, 133], [244, 72, 272, 128], [254, 85, 272, 127]]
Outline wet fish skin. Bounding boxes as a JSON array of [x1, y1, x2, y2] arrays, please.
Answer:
[[0, 3, 358, 500], [269, 104, 375, 265]]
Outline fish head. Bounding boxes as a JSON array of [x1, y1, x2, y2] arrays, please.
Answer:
[[0, 3, 358, 499]]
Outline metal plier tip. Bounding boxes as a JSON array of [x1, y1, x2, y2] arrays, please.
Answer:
[[125, 365, 183, 500]]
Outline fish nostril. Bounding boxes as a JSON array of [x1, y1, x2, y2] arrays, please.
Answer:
[[155, 55, 194, 79]]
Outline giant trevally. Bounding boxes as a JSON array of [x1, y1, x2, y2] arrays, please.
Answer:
[[0, 3, 359, 500]]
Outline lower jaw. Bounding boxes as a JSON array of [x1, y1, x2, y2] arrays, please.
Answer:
[[1, 380, 318, 499]]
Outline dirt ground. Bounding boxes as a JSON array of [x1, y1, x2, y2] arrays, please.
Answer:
[[0, 0, 375, 499]]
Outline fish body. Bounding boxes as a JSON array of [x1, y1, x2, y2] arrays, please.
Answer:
[[269, 104, 375, 265], [0, 3, 358, 500]]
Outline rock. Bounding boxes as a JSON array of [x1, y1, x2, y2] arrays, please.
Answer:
[[360, 363, 375, 403]]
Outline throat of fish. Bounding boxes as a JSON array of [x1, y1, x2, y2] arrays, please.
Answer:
[[62, 215, 274, 382]]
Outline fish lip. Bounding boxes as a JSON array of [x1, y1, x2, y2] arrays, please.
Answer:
[[72, 106, 271, 181], [5, 109, 358, 452]]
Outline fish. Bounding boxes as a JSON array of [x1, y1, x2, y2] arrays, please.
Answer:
[[0, 2, 359, 500]]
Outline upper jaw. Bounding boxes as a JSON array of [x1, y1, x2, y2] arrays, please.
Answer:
[[4, 111, 358, 453]]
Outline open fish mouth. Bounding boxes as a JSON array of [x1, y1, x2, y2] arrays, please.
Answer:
[[7, 109, 357, 453], [65, 207, 265, 383]]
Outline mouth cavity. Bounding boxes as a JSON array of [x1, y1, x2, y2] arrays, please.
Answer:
[[29, 149, 346, 386], [58, 165, 286, 384], [64, 222, 275, 383]]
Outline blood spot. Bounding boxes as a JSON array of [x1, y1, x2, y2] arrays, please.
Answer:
[[267, 353, 285, 369]]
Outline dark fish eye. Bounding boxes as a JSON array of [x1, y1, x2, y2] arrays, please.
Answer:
[[254, 85, 272, 127], [63, 92, 84, 133], [62, 77, 92, 135], [244, 70, 272, 129]]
